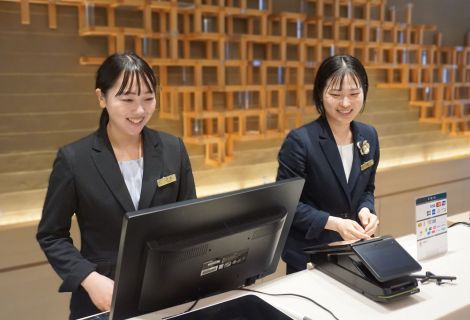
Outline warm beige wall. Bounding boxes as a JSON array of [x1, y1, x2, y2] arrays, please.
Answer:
[[0, 222, 79, 319], [376, 156, 470, 236]]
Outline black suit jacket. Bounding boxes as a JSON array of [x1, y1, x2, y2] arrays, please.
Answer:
[[37, 126, 196, 318], [276, 117, 379, 271]]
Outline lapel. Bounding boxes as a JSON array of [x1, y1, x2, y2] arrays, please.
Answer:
[[317, 117, 352, 206], [347, 121, 363, 192], [91, 128, 135, 213], [138, 127, 164, 210]]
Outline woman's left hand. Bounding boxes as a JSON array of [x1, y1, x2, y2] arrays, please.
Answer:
[[358, 208, 379, 236]]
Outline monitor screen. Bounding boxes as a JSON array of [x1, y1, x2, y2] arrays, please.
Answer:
[[110, 177, 304, 320]]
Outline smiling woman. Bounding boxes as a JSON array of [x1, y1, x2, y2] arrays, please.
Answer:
[[276, 55, 380, 274], [95, 53, 158, 158], [36, 52, 197, 319]]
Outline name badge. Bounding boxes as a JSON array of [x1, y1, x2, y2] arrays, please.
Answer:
[[360, 159, 374, 171], [157, 174, 176, 187]]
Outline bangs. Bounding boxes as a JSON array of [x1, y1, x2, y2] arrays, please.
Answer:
[[326, 69, 362, 92], [116, 69, 155, 96]]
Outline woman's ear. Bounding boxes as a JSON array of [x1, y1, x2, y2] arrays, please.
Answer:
[[95, 89, 106, 109]]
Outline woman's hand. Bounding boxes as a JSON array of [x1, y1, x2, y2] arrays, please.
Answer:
[[81, 271, 114, 311], [358, 207, 379, 236], [325, 216, 370, 241]]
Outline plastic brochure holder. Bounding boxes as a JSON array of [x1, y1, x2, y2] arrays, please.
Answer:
[[304, 236, 422, 302]]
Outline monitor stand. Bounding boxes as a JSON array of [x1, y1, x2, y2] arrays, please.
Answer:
[[167, 294, 293, 320], [79, 294, 293, 320]]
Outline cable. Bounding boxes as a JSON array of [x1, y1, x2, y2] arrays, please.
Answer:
[[162, 298, 200, 319], [236, 287, 340, 320], [412, 271, 456, 285], [448, 221, 470, 228], [184, 299, 199, 313]]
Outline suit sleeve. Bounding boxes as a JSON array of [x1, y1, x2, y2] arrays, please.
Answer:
[[177, 138, 197, 200], [357, 128, 380, 214], [36, 148, 96, 292], [277, 130, 330, 240]]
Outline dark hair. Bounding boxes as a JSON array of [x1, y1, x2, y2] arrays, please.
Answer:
[[96, 52, 158, 128], [313, 55, 368, 116]]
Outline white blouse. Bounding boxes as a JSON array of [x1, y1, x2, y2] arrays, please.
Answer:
[[337, 143, 354, 182]]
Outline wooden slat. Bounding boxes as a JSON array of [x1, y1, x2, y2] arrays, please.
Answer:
[[47, 0, 57, 29], [19, 0, 30, 24]]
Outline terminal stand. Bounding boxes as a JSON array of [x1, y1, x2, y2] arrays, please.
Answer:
[[305, 236, 421, 302]]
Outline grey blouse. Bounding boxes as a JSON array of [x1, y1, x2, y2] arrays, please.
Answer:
[[118, 157, 144, 210]]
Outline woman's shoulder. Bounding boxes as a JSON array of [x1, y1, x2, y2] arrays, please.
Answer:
[[143, 127, 181, 147], [59, 131, 97, 155], [287, 117, 323, 140], [352, 121, 378, 138], [353, 120, 376, 130], [48, 131, 99, 169], [144, 127, 178, 139]]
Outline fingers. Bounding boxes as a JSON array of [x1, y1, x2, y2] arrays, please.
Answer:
[[358, 208, 379, 236], [351, 221, 370, 239], [359, 212, 369, 226], [358, 208, 371, 226], [364, 217, 379, 235], [363, 220, 374, 233], [339, 219, 369, 240]]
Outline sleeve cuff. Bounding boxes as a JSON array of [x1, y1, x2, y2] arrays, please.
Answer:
[[305, 210, 330, 240], [58, 260, 97, 292], [359, 203, 376, 215]]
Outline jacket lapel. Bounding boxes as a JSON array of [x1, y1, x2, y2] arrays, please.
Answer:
[[138, 127, 164, 210], [347, 121, 362, 191], [91, 129, 135, 213], [317, 118, 352, 206]]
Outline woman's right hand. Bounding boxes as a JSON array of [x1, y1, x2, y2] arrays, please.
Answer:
[[81, 271, 114, 311], [325, 216, 370, 241]]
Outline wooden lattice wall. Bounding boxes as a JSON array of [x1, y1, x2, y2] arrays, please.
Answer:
[[4, 0, 470, 164]]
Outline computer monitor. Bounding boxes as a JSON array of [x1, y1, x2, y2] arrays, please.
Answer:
[[109, 177, 304, 320]]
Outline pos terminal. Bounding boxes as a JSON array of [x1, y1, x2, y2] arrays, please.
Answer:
[[304, 236, 422, 302]]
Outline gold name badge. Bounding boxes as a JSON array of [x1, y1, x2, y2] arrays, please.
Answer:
[[360, 159, 374, 171], [157, 174, 176, 187]]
